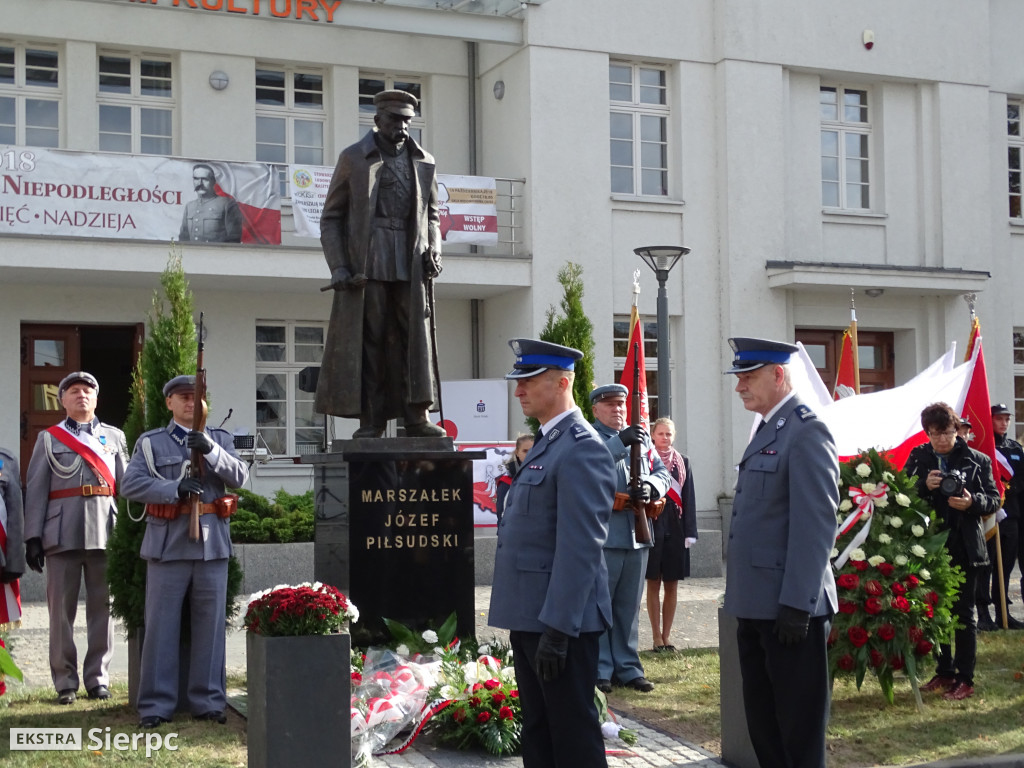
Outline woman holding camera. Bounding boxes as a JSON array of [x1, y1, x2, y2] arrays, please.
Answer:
[[904, 402, 1000, 701]]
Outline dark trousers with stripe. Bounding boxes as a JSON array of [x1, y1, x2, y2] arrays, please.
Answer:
[[736, 615, 831, 768], [510, 630, 607, 768]]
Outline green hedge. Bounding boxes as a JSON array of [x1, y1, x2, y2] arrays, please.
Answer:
[[230, 488, 314, 544]]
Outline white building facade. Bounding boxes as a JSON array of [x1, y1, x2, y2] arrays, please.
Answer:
[[6, 0, 1024, 575]]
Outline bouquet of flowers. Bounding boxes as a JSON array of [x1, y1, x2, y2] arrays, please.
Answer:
[[829, 449, 963, 704], [425, 645, 522, 756], [243, 581, 358, 636], [351, 647, 443, 767]]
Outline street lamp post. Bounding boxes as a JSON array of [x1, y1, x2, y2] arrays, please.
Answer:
[[633, 245, 689, 419]]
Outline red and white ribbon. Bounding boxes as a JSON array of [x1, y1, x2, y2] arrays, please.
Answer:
[[834, 482, 888, 569]]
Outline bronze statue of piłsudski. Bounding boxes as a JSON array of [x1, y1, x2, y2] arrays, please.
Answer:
[[315, 89, 446, 439]]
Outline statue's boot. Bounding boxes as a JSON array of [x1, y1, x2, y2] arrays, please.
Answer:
[[404, 404, 445, 437], [352, 422, 385, 438]]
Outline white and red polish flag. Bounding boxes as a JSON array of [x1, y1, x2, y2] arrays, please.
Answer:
[[211, 162, 281, 244], [788, 341, 976, 469]]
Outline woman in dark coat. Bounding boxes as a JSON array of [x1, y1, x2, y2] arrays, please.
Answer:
[[645, 417, 697, 651]]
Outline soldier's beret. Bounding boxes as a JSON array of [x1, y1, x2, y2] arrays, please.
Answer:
[[589, 384, 628, 404], [374, 89, 418, 117], [58, 371, 98, 398], [163, 375, 197, 397], [725, 337, 799, 374], [506, 338, 583, 380], [991, 403, 1012, 416]]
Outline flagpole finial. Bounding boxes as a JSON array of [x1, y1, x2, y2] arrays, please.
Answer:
[[962, 292, 977, 320]]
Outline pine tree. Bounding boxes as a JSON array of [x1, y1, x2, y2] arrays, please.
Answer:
[[525, 261, 597, 431]]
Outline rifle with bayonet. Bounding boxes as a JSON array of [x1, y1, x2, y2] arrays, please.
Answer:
[[188, 312, 208, 543]]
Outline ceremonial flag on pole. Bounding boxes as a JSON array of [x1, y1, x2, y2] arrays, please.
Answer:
[[834, 328, 858, 400], [620, 270, 651, 430], [0, 497, 21, 628], [960, 317, 1009, 540]]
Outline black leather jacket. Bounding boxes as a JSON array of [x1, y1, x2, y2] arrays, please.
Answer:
[[904, 438, 999, 568]]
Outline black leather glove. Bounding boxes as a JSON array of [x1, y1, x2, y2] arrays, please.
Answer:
[[629, 482, 654, 503], [1, 570, 22, 584], [534, 628, 569, 682], [26, 538, 45, 573], [186, 431, 215, 455], [773, 605, 810, 645], [423, 249, 443, 279], [617, 425, 647, 447], [177, 477, 203, 499]]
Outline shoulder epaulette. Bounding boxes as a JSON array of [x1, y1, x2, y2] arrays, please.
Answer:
[[570, 423, 595, 440], [794, 404, 816, 421]]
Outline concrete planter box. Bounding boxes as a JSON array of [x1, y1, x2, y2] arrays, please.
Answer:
[[247, 632, 351, 768], [233, 542, 315, 595]]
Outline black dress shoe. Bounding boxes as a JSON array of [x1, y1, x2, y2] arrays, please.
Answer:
[[596, 679, 612, 694], [977, 612, 998, 631], [87, 685, 111, 700], [140, 716, 170, 728], [194, 711, 227, 724], [626, 676, 655, 692], [57, 689, 77, 705], [1006, 615, 1024, 630]]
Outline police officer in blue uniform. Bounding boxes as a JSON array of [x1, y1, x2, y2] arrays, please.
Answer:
[[120, 375, 248, 728], [489, 339, 616, 768], [979, 403, 1024, 629], [722, 338, 839, 768], [589, 383, 669, 693]]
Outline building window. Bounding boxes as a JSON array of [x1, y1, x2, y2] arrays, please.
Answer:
[[0, 43, 60, 148], [609, 62, 669, 197], [98, 52, 173, 155], [1012, 330, 1024, 439], [256, 66, 325, 196], [255, 322, 326, 457], [820, 86, 871, 210], [613, 315, 660, 420], [1008, 102, 1024, 219], [358, 75, 424, 144]]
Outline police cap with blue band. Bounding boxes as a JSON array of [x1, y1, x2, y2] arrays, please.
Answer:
[[505, 338, 584, 379], [725, 337, 800, 374]]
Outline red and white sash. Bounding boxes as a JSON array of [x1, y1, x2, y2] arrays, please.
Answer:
[[46, 425, 117, 494]]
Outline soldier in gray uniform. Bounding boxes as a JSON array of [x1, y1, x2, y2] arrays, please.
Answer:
[[722, 338, 839, 768], [489, 339, 616, 768], [589, 383, 669, 693], [24, 371, 127, 705], [1, 446, 25, 611], [178, 163, 243, 243], [315, 89, 445, 438], [120, 375, 248, 728]]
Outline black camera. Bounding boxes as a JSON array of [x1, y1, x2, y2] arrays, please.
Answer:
[[938, 469, 966, 497]]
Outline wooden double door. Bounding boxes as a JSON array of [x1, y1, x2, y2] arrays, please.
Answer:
[[19, 323, 142, 479]]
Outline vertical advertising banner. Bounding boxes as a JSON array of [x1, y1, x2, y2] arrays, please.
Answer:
[[288, 164, 498, 245], [0, 145, 280, 243]]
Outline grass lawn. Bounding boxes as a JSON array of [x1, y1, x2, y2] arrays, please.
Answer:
[[609, 631, 1024, 767], [2, 637, 1022, 767]]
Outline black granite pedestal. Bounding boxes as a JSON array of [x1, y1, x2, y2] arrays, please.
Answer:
[[304, 437, 482, 647]]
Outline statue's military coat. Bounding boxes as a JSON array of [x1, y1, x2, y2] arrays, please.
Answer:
[[489, 411, 615, 636], [723, 396, 840, 620], [315, 130, 440, 419]]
